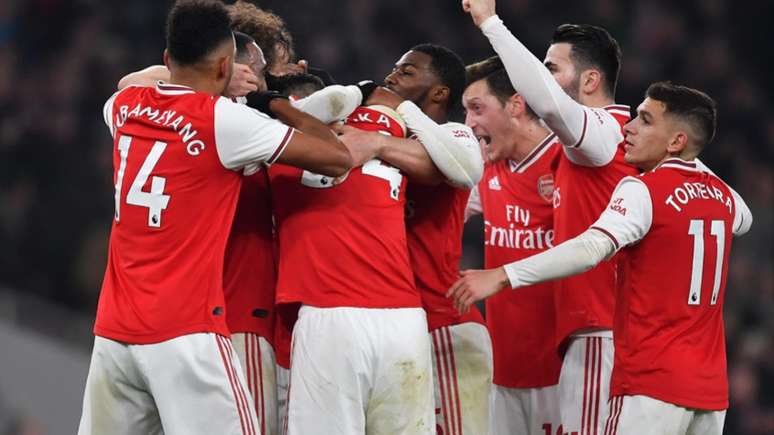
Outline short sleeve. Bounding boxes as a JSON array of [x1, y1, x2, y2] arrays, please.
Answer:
[[214, 97, 295, 170], [103, 90, 122, 138], [589, 176, 653, 252]]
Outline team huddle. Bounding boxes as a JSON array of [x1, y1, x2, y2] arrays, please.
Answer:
[[77, 0, 754, 434]]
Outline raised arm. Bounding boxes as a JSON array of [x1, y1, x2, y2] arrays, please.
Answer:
[[463, 0, 622, 166]]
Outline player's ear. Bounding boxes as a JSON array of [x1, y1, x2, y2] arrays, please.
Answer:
[[580, 69, 602, 95], [218, 55, 232, 81], [163, 49, 170, 69], [505, 93, 523, 117], [431, 85, 450, 105], [667, 131, 689, 154]]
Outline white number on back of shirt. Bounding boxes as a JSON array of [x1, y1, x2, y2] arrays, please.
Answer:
[[687, 219, 725, 306], [114, 135, 171, 227], [300, 158, 402, 200]]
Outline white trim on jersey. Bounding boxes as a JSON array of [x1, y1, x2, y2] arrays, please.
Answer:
[[155, 81, 196, 95], [213, 98, 295, 170], [508, 133, 558, 173]]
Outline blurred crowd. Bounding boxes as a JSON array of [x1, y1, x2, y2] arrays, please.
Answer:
[[0, 0, 771, 433]]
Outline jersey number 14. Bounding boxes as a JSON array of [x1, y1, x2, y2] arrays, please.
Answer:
[[114, 135, 171, 228]]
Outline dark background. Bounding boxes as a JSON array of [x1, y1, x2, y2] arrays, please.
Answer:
[[0, 0, 772, 433]]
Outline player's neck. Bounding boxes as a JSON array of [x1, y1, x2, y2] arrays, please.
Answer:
[[508, 122, 551, 163], [419, 102, 447, 124], [580, 92, 615, 108], [168, 71, 223, 96]]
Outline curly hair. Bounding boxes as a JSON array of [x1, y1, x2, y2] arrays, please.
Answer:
[[227, 1, 295, 70]]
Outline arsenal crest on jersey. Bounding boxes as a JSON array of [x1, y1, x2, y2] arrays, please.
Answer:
[[537, 174, 554, 202]]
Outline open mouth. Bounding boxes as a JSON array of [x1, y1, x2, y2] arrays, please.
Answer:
[[476, 135, 492, 145]]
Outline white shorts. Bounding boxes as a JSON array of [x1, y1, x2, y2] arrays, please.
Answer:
[[276, 364, 290, 435], [286, 305, 434, 435], [490, 383, 560, 435], [232, 332, 279, 435], [78, 333, 259, 435], [430, 322, 492, 435], [604, 395, 726, 435], [558, 336, 614, 435]]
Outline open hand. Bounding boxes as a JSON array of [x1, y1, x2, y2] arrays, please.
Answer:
[[226, 64, 259, 98], [446, 268, 510, 313]]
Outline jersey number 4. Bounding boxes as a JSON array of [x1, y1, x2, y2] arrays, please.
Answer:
[[114, 135, 170, 228], [301, 159, 402, 200], [687, 219, 725, 306]]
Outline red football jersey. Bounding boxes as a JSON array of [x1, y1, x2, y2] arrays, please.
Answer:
[[479, 134, 563, 388], [270, 106, 420, 309], [552, 105, 638, 345], [406, 183, 483, 331], [223, 169, 276, 339], [96, 83, 292, 344], [598, 161, 736, 410]]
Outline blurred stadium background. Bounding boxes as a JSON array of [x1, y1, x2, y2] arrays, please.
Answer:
[[0, 0, 771, 433]]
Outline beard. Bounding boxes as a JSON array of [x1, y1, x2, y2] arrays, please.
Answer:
[[563, 75, 582, 102]]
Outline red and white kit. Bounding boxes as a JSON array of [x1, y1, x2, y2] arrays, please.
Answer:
[[406, 122, 491, 435], [79, 83, 294, 435], [269, 105, 433, 435], [477, 14, 639, 434], [468, 134, 563, 435], [550, 105, 635, 435], [225, 168, 279, 435], [590, 159, 751, 434]]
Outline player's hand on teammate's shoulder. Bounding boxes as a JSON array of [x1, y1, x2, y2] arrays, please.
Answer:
[[462, 0, 497, 27], [365, 86, 404, 109], [225, 64, 259, 98], [447, 267, 510, 313], [334, 124, 384, 167]]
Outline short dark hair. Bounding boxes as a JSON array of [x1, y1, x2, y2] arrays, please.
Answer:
[[646, 81, 718, 149], [410, 43, 466, 109], [166, 0, 234, 66], [465, 56, 537, 118], [551, 24, 621, 98], [271, 73, 325, 99], [228, 0, 295, 69], [234, 31, 255, 64]]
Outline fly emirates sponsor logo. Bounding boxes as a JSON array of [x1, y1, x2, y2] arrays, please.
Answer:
[[115, 104, 207, 156], [485, 204, 554, 250]]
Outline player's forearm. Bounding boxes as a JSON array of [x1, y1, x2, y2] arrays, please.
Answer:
[[271, 99, 352, 176], [479, 16, 586, 147], [503, 228, 615, 288], [377, 136, 445, 185], [271, 99, 338, 143], [117, 65, 170, 90], [291, 85, 363, 124], [396, 101, 483, 188]]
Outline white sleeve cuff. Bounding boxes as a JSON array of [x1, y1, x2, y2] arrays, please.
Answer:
[[479, 14, 502, 31]]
